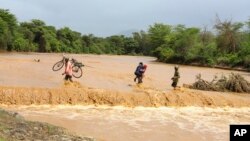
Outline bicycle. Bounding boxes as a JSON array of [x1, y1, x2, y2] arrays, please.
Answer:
[[52, 56, 84, 78]]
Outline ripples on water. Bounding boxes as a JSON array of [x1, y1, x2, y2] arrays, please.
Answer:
[[2, 105, 250, 141]]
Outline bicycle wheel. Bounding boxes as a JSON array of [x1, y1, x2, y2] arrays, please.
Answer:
[[52, 61, 64, 71], [72, 66, 83, 78]]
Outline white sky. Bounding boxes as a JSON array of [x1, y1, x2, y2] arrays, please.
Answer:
[[0, 0, 249, 36]]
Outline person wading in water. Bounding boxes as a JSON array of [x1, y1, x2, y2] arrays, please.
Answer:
[[62, 58, 73, 82], [171, 65, 180, 90], [134, 62, 147, 84]]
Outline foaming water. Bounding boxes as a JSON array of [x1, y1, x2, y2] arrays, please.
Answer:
[[2, 105, 250, 141]]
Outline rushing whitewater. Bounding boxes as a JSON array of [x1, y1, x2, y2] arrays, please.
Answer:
[[2, 105, 250, 141], [0, 53, 250, 141]]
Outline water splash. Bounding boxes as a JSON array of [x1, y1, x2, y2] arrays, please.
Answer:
[[2, 105, 250, 141]]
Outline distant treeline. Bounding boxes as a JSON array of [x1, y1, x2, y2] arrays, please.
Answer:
[[0, 9, 250, 70]]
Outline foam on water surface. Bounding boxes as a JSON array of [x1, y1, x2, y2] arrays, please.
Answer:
[[2, 105, 250, 141]]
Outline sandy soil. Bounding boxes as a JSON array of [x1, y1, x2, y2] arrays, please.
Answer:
[[0, 52, 250, 141]]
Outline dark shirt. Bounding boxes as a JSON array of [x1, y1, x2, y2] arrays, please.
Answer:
[[135, 65, 143, 75]]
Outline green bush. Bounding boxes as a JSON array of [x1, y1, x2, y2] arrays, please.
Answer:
[[184, 43, 216, 66], [243, 55, 250, 68], [89, 44, 103, 54], [206, 58, 216, 66], [217, 54, 242, 67], [13, 37, 30, 51], [154, 45, 174, 62]]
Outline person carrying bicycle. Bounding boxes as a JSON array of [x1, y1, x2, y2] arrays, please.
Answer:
[[62, 58, 73, 82]]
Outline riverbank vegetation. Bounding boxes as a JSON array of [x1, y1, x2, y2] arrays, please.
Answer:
[[1, 9, 250, 70]]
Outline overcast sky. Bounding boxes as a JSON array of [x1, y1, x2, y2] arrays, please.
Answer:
[[0, 0, 249, 36]]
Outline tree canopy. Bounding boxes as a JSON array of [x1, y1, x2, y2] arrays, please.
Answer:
[[0, 8, 249, 70]]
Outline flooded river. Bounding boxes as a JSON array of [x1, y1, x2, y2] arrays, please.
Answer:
[[0, 53, 250, 141], [3, 105, 250, 141]]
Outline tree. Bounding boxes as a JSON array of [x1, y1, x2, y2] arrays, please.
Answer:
[[214, 16, 244, 53], [148, 23, 171, 49], [13, 36, 30, 51], [132, 30, 151, 55], [81, 34, 94, 53], [123, 37, 139, 54], [200, 26, 215, 46], [0, 9, 17, 50], [238, 19, 250, 69], [20, 20, 47, 52], [106, 35, 125, 54], [164, 25, 200, 62], [57, 27, 82, 53], [153, 45, 174, 62], [0, 17, 8, 50]]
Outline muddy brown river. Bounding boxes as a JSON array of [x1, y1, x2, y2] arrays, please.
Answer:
[[0, 53, 250, 141]]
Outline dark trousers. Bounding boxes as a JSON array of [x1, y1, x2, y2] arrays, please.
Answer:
[[172, 81, 177, 88], [134, 72, 143, 83], [65, 75, 73, 82]]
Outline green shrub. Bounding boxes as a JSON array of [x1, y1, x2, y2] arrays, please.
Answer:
[[217, 54, 242, 67], [154, 45, 174, 62], [243, 55, 250, 68], [13, 37, 29, 51]]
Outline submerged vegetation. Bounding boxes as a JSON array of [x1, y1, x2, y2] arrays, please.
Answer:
[[0, 9, 250, 70], [190, 73, 250, 93]]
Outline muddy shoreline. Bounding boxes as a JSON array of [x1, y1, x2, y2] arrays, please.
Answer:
[[0, 108, 95, 141]]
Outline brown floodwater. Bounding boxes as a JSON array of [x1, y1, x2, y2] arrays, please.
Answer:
[[1, 52, 249, 91], [0, 53, 250, 141], [3, 105, 250, 141]]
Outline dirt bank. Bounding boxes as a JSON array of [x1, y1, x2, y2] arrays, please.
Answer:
[[1, 81, 250, 107], [0, 108, 94, 141]]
